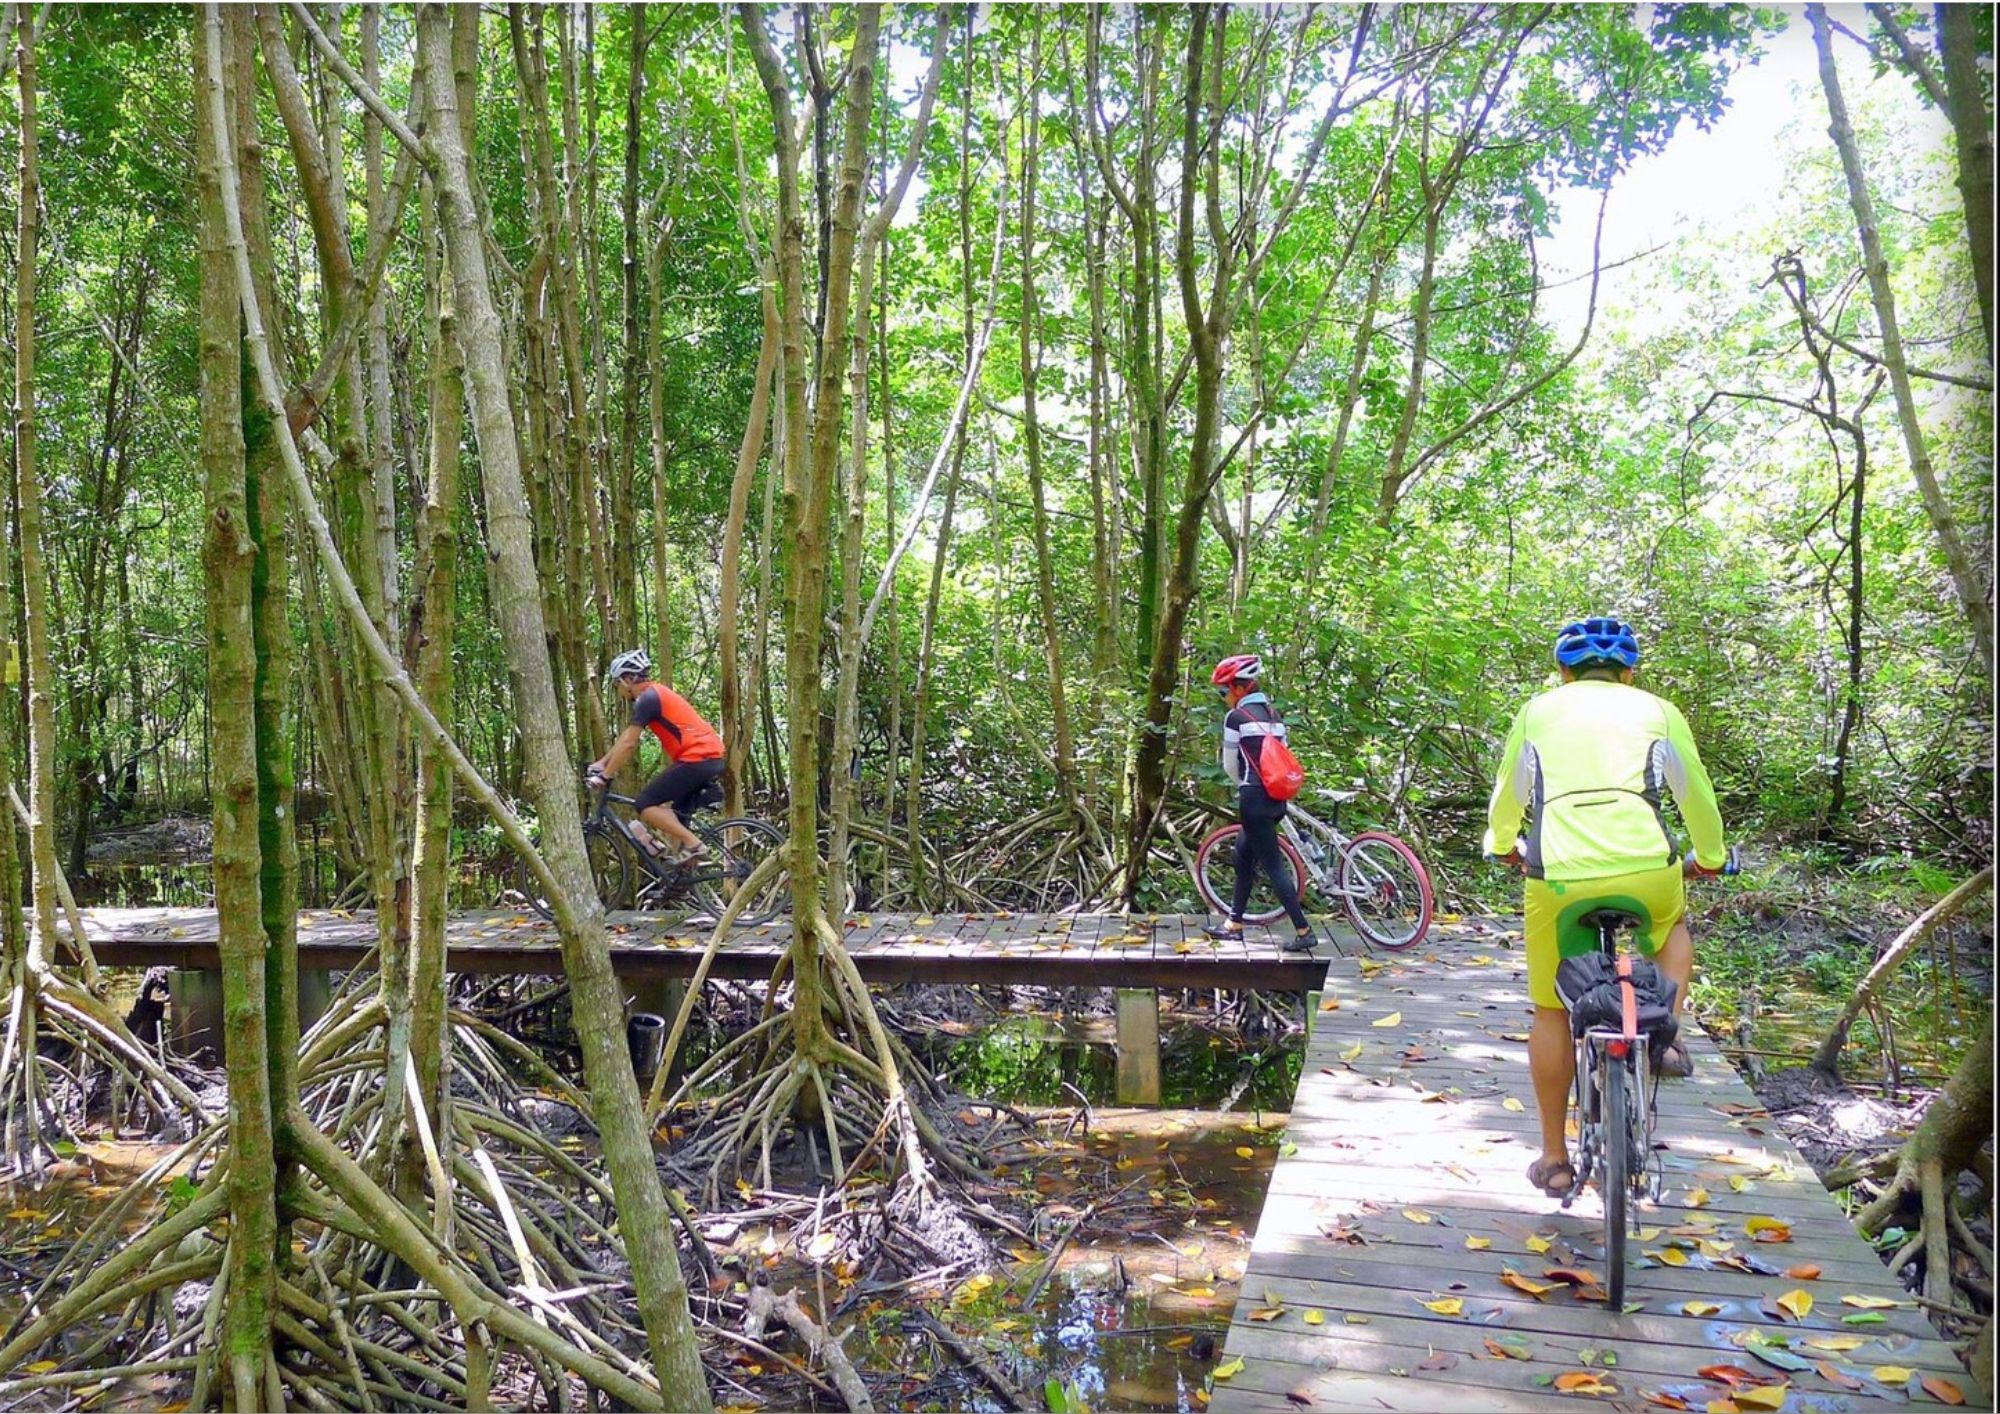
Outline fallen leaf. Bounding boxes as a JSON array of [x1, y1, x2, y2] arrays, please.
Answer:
[[1802, 1336, 1867, 1352], [1545, 1267, 1603, 1288], [1247, 1307, 1285, 1322], [805, 1232, 838, 1261], [1686, 1188, 1711, 1209], [1554, 1371, 1618, 1395], [1525, 1234, 1553, 1254], [1484, 1337, 1531, 1360], [1775, 1289, 1812, 1322], [1501, 1268, 1560, 1298], [1343, 1312, 1370, 1324], [1235, 1146, 1256, 1159], [1502, 1096, 1525, 1112], [1373, 1011, 1403, 1028], [1844, 1312, 1888, 1326], [1744, 1217, 1792, 1243], [1869, 1366, 1913, 1384], [1183, 1286, 1216, 1298], [1213, 1357, 1245, 1380], [1920, 1375, 1966, 1405], [1731, 1387, 1788, 1411], [1642, 1393, 1692, 1410], [1302, 1308, 1324, 1326], [24, 1361, 57, 1374], [1682, 1300, 1724, 1317], [1696, 1365, 1758, 1388], [1814, 1363, 1863, 1392], [1842, 1294, 1906, 1310], [1784, 1264, 1821, 1281], [1465, 1235, 1492, 1250], [1284, 1389, 1313, 1408], [1418, 1352, 1460, 1371], [1168, 1334, 1195, 1349], [1421, 1297, 1464, 1316], [1340, 1041, 1364, 1061], [1647, 1247, 1689, 1267], [1403, 1208, 1434, 1224], [1729, 1176, 1751, 1193], [1704, 1402, 1740, 1414]]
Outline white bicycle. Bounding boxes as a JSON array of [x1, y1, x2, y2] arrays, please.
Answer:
[[1191, 789, 1435, 950]]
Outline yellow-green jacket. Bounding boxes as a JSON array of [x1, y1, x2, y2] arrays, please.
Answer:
[[1483, 679, 1725, 880]]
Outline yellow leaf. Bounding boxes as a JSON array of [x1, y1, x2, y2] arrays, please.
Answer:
[[1775, 1289, 1813, 1322], [1525, 1234, 1553, 1254], [1340, 1041, 1364, 1061], [1465, 1236, 1492, 1251], [1647, 1247, 1689, 1267], [25, 1361, 58, 1374], [1803, 1336, 1867, 1352], [1302, 1308, 1324, 1325], [1745, 1216, 1792, 1242], [1373, 1011, 1402, 1028], [1732, 1387, 1789, 1411], [1729, 1176, 1751, 1193], [1638, 1227, 1663, 1241], [1870, 1366, 1913, 1385], [1213, 1357, 1245, 1380], [1319, 995, 1341, 1012], [1841, 1294, 1905, 1310], [805, 1232, 838, 1261], [1502, 1097, 1525, 1112], [1184, 1286, 1216, 1298], [913, 916, 935, 925], [1235, 1146, 1255, 1159], [1247, 1307, 1285, 1322], [1422, 1297, 1464, 1316], [1403, 1208, 1433, 1224], [1682, 1301, 1724, 1316], [1686, 1187, 1711, 1208]]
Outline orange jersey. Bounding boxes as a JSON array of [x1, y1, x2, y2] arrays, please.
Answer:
[[630, 683, 724, 762]]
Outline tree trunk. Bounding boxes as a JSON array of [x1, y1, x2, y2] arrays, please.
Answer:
[[1935, 3, 1994, 361], [720, 285, 779, 816], [1016, 15, 1077, 808], [1810, 4, 1995, 679], [193, 13, 279, 1405], [617, 3, 646, 649], [415, 11, 710, 1405]]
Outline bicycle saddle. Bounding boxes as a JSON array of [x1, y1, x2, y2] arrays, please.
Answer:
[[1576, 906, 1645, 934], [688, 780, 725, 815], [1318, 788, 1360, 804]]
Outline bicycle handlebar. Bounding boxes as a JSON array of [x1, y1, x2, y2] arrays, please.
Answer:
[[1484, 842, 1740, 878]]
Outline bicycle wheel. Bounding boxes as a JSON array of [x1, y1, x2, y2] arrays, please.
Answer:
[[587, 822, 634, 911], [692, 817, 788, 926], [1337, 831, 1435, 950], [1602, 1052, 1629, 1308], [1192, 824, 1309, 925]]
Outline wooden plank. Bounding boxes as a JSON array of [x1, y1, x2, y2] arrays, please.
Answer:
[[1215, 919, 1987, 1414]]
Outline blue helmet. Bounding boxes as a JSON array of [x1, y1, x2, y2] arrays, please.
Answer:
[[1554, 616, 1639, 671]]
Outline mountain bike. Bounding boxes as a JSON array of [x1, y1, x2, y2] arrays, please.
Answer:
[[1190, 789, 1434, 949], [1494, 844, 1738, 1307], [509, 777, 789, 926]]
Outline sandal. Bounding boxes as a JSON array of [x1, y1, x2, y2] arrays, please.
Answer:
[[1528, 1156, 1577, 1197]]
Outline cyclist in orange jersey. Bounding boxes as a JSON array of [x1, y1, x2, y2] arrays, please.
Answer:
[[588, 649, 725, 863]]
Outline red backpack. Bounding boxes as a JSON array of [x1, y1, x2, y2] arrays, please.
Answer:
[[1256, 734, 1305, 801]]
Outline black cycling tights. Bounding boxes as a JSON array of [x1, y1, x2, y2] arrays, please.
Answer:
[[1233, 805, 1310, 931]]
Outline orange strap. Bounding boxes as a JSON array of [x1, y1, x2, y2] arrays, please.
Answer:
[[1616, 954, 1638, 1042]]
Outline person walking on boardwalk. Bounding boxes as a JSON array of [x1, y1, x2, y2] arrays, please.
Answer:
[[588, 649, 726, 865], [1204, 654, 1317, 953], [1484, 617, 1728, 1197]]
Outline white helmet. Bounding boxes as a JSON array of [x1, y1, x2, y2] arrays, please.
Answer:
[[607, 649, 652, 682]]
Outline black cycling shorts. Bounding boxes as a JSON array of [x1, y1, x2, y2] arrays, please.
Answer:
[[636, 757, 725, 816]]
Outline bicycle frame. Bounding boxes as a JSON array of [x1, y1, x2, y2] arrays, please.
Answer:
[[1277, 804, 1373, 902], [1566, 927, 1662, 1208], [587, 784, 728, 892]]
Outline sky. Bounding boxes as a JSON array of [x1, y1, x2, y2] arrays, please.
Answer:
[[1538, 5, 1955, 341]]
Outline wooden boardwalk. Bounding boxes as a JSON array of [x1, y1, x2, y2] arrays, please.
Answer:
[[1212, 923, 1983, 1413], [66, 908, 1338, 991]]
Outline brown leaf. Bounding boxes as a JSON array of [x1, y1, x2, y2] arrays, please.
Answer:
[[1483, 1337, 1531, 1361], [1418, 1352, 1459, 1371], [1501, 1269, 1560, 1298], [1284, 1389, 1314, 1408], [1920, 1376, 1966, 1406], [1554, 1370, 1618, 1395], [1696, 1365, 1757, 1388], [1814, 1363, 1862, 1393], [1783, 1264, 1821, 1281], [1641, 1394, 1692, 1411], [1545, 1266, 1604, 1288]]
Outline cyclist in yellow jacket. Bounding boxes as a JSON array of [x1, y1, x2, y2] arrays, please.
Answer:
[[1484, 617, 1727, 1197]]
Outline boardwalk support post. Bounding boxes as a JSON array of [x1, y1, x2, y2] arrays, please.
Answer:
[[1115, 987, 1161, 1105]]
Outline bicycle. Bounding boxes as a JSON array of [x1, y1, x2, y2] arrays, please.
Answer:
[[509, 777, 789, 927], [1494, 843, 1738, 1307], [1190, 788, 1434, 949]]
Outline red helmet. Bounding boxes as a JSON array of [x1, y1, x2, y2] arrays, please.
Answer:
[[1210, 653, 1262, 687]]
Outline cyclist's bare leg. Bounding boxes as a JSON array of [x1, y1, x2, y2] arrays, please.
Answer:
[[1656, 918, 1692, 1012], [1529, 1003, 1575, 1182], [640, 803, 702, 855]]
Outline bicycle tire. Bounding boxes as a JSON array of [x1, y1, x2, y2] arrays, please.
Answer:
[[586, 822, 634, 911], [1336, 831, 1435, 950], [691, 817, 788, 926], [1602, 1051, 1629, 1308], [1192, 823, 1309, 925]]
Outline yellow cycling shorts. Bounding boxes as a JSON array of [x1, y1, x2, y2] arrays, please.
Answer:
[[1524, 863, 1686, 1009]]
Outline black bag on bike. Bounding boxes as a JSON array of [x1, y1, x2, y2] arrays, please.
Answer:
[[1554, 953, 1678, 1040]]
